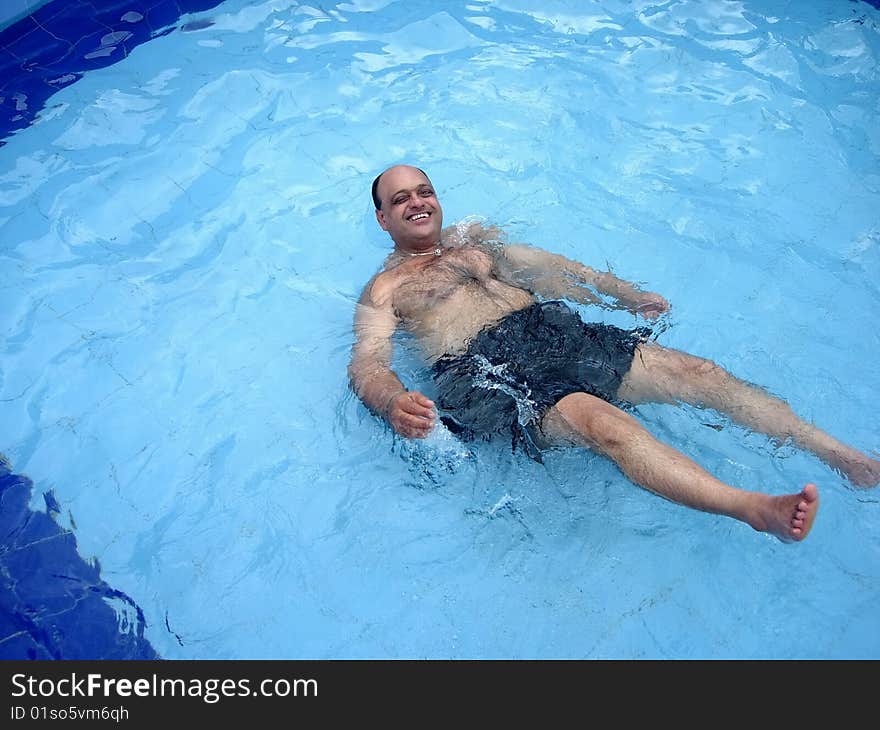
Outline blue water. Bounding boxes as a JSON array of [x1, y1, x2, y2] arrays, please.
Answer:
[[1, 0, 879, 659]]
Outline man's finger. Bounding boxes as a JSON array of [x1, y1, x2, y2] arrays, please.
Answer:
[[403, 412, 433, 427], [401, 421, 432, 439], [409, 392, 435, 409], [400, 402, 434, 421], [402, 395, 435, 418]]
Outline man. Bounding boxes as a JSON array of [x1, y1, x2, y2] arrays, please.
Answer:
[[349, 164, 879, 543]]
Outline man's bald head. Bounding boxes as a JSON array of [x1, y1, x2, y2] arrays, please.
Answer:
[[372, 165, 430, 210], [372, 165, 443, 252]]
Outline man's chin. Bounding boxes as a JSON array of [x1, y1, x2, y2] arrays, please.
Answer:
[[406, 227, 441, 245]]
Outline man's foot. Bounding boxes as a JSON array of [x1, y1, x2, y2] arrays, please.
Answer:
[[749, 483, 819, 543]]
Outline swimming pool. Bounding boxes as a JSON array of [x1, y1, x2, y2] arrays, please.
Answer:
[[1, 0, 879, 659]]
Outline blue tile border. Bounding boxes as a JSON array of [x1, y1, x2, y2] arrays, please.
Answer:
[[0, 0, 226, 145], [0, 2, 54, 35], [0, 454, 158, 660]]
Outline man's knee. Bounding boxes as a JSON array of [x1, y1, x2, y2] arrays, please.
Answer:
[[671, 352, 727, 388], [684, 355, 727, 382], [550, 392, 640, 450]]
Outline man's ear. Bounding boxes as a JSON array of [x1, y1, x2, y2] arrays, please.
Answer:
[[375, 208, 389, 231]]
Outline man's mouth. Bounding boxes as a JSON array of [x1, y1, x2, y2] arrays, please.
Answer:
[[407, 212, 430, 221]]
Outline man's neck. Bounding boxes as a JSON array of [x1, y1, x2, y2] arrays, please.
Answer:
[[394, 238, 442, 256]]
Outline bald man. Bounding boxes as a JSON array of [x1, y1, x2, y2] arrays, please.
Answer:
[[349, 164, 880, 542]]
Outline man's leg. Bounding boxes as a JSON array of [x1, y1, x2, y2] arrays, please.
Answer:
[[540, 392, 819, 542], [616, 343, 880, 487]]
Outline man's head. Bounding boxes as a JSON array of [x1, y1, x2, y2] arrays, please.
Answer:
[[372, 165, 443, 253]]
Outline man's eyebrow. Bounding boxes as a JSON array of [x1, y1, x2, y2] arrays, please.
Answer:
[[390, 183, 432, 198]]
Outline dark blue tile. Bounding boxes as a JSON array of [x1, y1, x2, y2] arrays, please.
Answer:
[[0, 461, 159, 660], [143, 0, 185, 35], [29, 0, 89, 29], [0, 633, 53, 660], [4, 28, 69, 67], [0, 597, 20, 637], [0, 15, 38, 47], [0, 471, 32, 543]]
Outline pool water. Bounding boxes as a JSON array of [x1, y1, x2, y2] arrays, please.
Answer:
[[1, 0, 879, 659]]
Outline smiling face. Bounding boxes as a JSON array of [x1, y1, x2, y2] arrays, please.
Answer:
[[374, 165, 443, 253]]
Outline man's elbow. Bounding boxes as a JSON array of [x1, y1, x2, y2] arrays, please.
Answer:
[[347, 363, 364, 396], [347, 360, 380, 402]]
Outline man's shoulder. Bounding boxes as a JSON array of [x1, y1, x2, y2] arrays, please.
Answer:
[[444, 218, 506, 247], [360, 268, 396, 307]]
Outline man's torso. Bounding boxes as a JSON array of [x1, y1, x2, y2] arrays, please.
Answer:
[[376, 232, 535, 361]]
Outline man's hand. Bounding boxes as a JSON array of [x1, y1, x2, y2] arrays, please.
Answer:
[[387, 391, 436, 438], [631, 292, 670, 320]]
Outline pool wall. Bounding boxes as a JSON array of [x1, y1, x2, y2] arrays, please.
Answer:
[[0, 1, 52, 33]]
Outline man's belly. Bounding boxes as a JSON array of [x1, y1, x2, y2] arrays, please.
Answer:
[[410, 286, 536, 361]]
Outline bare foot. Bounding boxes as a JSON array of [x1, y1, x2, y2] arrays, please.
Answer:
[[749, 483, 819, 543]]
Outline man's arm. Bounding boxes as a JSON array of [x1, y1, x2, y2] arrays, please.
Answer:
[[493, 242, 670, 319], [348, 276, 436, 438]]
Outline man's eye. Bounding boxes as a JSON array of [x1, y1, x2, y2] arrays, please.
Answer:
[[420, 189, 433, 196], [393, 197, 406, 204]]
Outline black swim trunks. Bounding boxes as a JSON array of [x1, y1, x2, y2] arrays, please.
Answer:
[[431, 300, 651, 460]]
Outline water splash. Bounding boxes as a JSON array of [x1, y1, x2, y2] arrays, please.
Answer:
[[398, 419, 474, 486]]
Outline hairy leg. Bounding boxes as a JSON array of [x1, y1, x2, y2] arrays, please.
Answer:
[[617, 343, 880, 488], [541, 392, 818, 542]]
